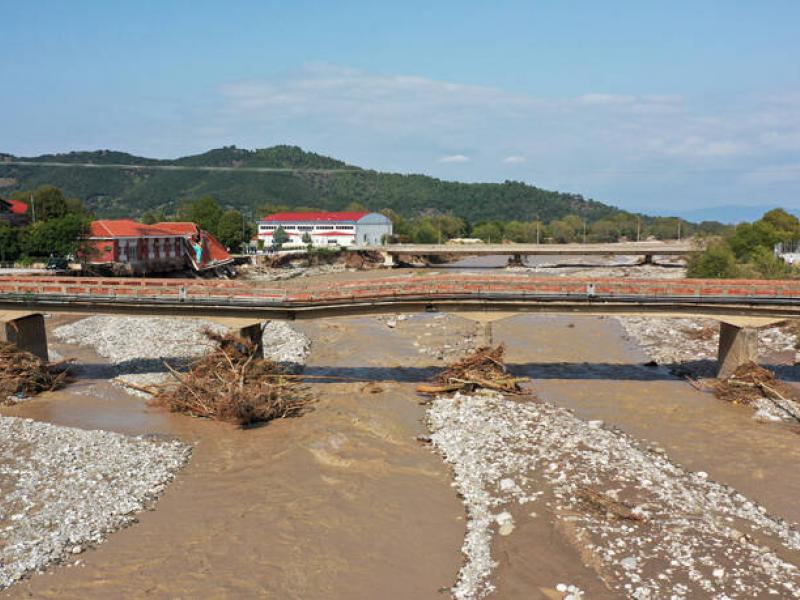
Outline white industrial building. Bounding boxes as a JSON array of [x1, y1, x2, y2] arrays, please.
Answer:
[[257, 211, 392, 247]]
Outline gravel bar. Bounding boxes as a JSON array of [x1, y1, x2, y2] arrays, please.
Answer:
[[0, 416, 191, 589], [427, 391, 800, 599], [53, 316, 310, 393]]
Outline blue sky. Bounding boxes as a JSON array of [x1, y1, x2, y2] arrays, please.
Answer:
[[2, 1, 800, 215]]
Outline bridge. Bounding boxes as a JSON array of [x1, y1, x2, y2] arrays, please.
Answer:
[[1, 273, 799, 378], [363, 242, 698, 266]]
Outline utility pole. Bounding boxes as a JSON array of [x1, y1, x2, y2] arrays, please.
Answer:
[[536, 219, 540, 245], [30, 192, 35, 224], [636, 218, 640, 242], [677, 220, 682, 241], [583, 219, 587, 244]]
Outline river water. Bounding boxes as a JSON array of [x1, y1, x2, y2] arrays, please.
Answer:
[[4, 261, 800, 598]]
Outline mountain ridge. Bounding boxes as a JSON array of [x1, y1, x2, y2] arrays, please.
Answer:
[[1, 145, 626, 223]]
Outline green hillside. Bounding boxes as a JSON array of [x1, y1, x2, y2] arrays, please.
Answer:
[[1, 145, 620, 223]]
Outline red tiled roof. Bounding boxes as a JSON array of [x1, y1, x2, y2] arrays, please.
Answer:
[[153, 222, 199, 235], [262, 211, 369, 223], [89, 220, 180, 238], [8, 200, 27, 215]]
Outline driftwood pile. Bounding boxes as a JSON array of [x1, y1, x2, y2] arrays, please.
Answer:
[[146, 330, 312, 427], [417, 344, 527, 395], [713, 361, 800, 422], [0, 342, 70, 403]]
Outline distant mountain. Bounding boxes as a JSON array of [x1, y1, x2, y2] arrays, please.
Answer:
[[647, 204, 800, 224], [0, 145, 622, 223]]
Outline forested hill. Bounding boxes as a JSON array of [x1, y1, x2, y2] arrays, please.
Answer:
[[0, 145, 621, 223]]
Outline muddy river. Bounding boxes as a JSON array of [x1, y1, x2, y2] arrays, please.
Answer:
[[3, 268, 800, 598]]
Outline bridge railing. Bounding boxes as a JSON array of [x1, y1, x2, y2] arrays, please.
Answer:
[[3, 274, 800, 307]]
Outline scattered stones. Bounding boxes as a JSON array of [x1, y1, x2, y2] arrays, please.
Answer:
[[426, 390, 800, 599], [0, 416, 191, 590]]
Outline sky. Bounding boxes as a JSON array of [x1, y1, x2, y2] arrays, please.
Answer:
[[2, 0, 800, 216]]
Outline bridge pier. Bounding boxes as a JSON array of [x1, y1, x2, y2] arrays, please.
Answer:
[[238, 322, 265, 357], [717, 322, 758, 379], [0, 313, 49, 361], [507, 254, 524, 267], [642, 254, 654, 265], [379, 251, 396, 267]]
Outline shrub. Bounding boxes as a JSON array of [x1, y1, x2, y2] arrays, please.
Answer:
[[686, 240, 739, 278]]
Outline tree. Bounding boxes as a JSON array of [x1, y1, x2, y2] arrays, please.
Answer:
[[32, 185, 68, 221], [761, 208, 800, 238], [272, 225, 289, 248], [411, 221, 439, 244], [179, 196, 223, 234], [216, 209, 251, 250], [0, 223, 20, 262], [686, 240, 739, 278], [549, 219, 577, 243], [20, 214, 88, 258], [302, 231, 313, 246], [472, 222, 503, 243]]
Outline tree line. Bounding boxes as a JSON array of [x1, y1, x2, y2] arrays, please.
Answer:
[[687, 208, 800, 279]]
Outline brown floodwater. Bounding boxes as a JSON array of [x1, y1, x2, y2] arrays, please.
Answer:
[[3, 316, 466, 599], [4, 300, 800, 599]]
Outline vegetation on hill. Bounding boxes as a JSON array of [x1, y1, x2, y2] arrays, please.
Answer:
[[687, 209, 799, 279], [4, 145, 640, 225]]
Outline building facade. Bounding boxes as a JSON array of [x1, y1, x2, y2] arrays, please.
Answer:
[[257, 211, 392, 247]]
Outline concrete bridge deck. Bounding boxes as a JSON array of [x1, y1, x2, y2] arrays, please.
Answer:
[[366, 242, 697, 257], [1, 273, 798, 377]]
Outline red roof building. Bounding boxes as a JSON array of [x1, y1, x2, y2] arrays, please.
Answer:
[[258, 211, 392, 247], [0, 198, 29, 226], [84, 219, 232, 273]]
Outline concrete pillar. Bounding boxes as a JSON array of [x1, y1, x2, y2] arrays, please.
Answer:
[[238, 322, 264, 357], [380, 251, 396, 267], [717, 322, 758, 379], [0, 314, 49, 362], [642, 254, 654, 265], [507, 254, 524, 266]]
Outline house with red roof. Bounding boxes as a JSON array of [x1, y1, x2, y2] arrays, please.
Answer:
[[83, 219, 233, 274], [0, 198, 29, 227], [257, 211, 392, 247]]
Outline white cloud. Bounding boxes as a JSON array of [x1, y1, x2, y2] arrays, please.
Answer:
[[439, 154, 470, 163], [204, 64, 800, 208]]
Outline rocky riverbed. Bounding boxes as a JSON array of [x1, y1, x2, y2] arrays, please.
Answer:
[[53, 316, 310, 394], [427, 390, 800, 599], [0, 417, 190, 590]]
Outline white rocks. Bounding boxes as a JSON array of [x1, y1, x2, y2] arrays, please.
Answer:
[[494, 512, 515, 536], [426, 390, 800, 599], [0, 416, 191, 590], [53, 316, 310, 393]]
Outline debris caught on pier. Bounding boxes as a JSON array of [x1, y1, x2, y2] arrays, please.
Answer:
[[149, 330, 313, 427], [0, 342, 71, 403], [713, 361, 800, 422], [417, 344, 527, 395]]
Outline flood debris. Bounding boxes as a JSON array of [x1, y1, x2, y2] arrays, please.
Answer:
[[0, 342, 70, 404], [713, 361, 800, 422], [417, 344, 527, 395], [148, 330, 313, 427]]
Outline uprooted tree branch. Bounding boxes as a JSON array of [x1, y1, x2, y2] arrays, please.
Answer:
[[0, 342, 71, 403], [418, 344, 528, 396], [143, 330, 313, 428]]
